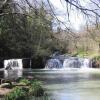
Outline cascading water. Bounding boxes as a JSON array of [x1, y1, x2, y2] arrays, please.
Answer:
[[45, 55, 92, 69], [4, 59, 23, 70], [63, 57, 92, 68], [80, 58, 92, 68], [63, 57, 81, 68], [45, 59, 63, 69], [4, 59, 23, 79]]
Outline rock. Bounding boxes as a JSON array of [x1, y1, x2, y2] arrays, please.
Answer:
[[0, 83, 11, 88], [92, 60, 100, 68], [0, 83, 12, 88]]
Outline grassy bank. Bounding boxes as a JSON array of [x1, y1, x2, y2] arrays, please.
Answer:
[[0, 78, 47, 100]]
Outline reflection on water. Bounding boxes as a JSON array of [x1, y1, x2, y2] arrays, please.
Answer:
[[0, 69, 23, 79], [31, 69, 100, 100], [1, 69, 100, 100], [4, 69, 23, 79], [45, 80, 100, 100]]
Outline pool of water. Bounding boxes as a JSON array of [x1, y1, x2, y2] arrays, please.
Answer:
[[1, 68, 100, 100]]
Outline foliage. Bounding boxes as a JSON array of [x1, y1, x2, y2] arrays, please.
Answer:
[[0, 0, 67, 69], [19, 78, 30, 85], [29, 79, 44, 96], [93, 56, 100, 61], [72, 48, 87, 57], [4, 79, 45, 100], [5, 87, 28, 100]]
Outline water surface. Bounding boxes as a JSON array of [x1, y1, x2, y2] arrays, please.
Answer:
[[31, 69, 100, 100], [1, 68, 100, 100]]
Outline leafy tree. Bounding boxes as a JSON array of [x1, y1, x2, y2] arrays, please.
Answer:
[[0, 0, 66, 68]]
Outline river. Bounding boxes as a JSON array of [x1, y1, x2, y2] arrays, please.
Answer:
[[1, 68, 100, 100]]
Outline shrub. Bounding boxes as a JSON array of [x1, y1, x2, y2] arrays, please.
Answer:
[[29, 80, 44, 96], [19, 78, 30, 85], [93, 56, 100, 61], [5, 87, 28, 100], [4, 79, 45, 100]]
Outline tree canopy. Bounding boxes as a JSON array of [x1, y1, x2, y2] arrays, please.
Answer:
[[0, 0, 100, 67]]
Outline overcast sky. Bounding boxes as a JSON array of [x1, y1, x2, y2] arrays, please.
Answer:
[[17, 0, 99, 31], [49, 0, 93, 31]]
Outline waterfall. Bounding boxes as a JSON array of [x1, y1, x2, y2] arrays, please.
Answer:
[[63, 57, 91, 68], [45, 55, 92, 69], [81, 58, 92, 68], [4, 59, 23, 70], [63, 57, 81, 68], [45, 59, 63, 69]]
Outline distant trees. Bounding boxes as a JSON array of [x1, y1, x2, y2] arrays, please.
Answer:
[[0, 0, 67, 68], [0, 0, 100, 67], [86, 25, 100, 52]]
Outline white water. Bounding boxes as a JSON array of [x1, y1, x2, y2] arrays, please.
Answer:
[[4, 59, 23, 70], [63, 58, 92, 68], [4, 69, 23, 79], [45, 56, 92, 69], [45, 59, 63, 69]]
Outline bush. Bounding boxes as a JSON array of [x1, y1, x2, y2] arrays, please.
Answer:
[[19, 78, 30, 85], [5, 87, 28, 100], [4, 79, 45, 100], [93, 56, 100, 61], [29, 80, 44, 96]]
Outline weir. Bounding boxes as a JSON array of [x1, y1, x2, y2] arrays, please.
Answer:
[[4, 59, 23, 70], [45, 55, 92, 69], [3, 59, 23, 79]]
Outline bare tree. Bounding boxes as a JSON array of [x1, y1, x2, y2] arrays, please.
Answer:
[[1, 0, 100, 22], [1, 0, 100, 47]]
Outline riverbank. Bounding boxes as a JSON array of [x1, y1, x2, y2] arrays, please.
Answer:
[[0, 77, 45, 100]]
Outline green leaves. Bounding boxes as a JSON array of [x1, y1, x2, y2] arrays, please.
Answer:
[[5, 79, 44, 100], [5, 87, 27, 100], [0, 0, 67, 68]]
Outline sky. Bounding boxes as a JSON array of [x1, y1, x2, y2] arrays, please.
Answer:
[[49, 0, 90, 31], [17, 0, 99, 31]]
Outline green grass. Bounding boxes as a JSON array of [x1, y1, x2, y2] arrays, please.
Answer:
[[73, 50, 100, 58]]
